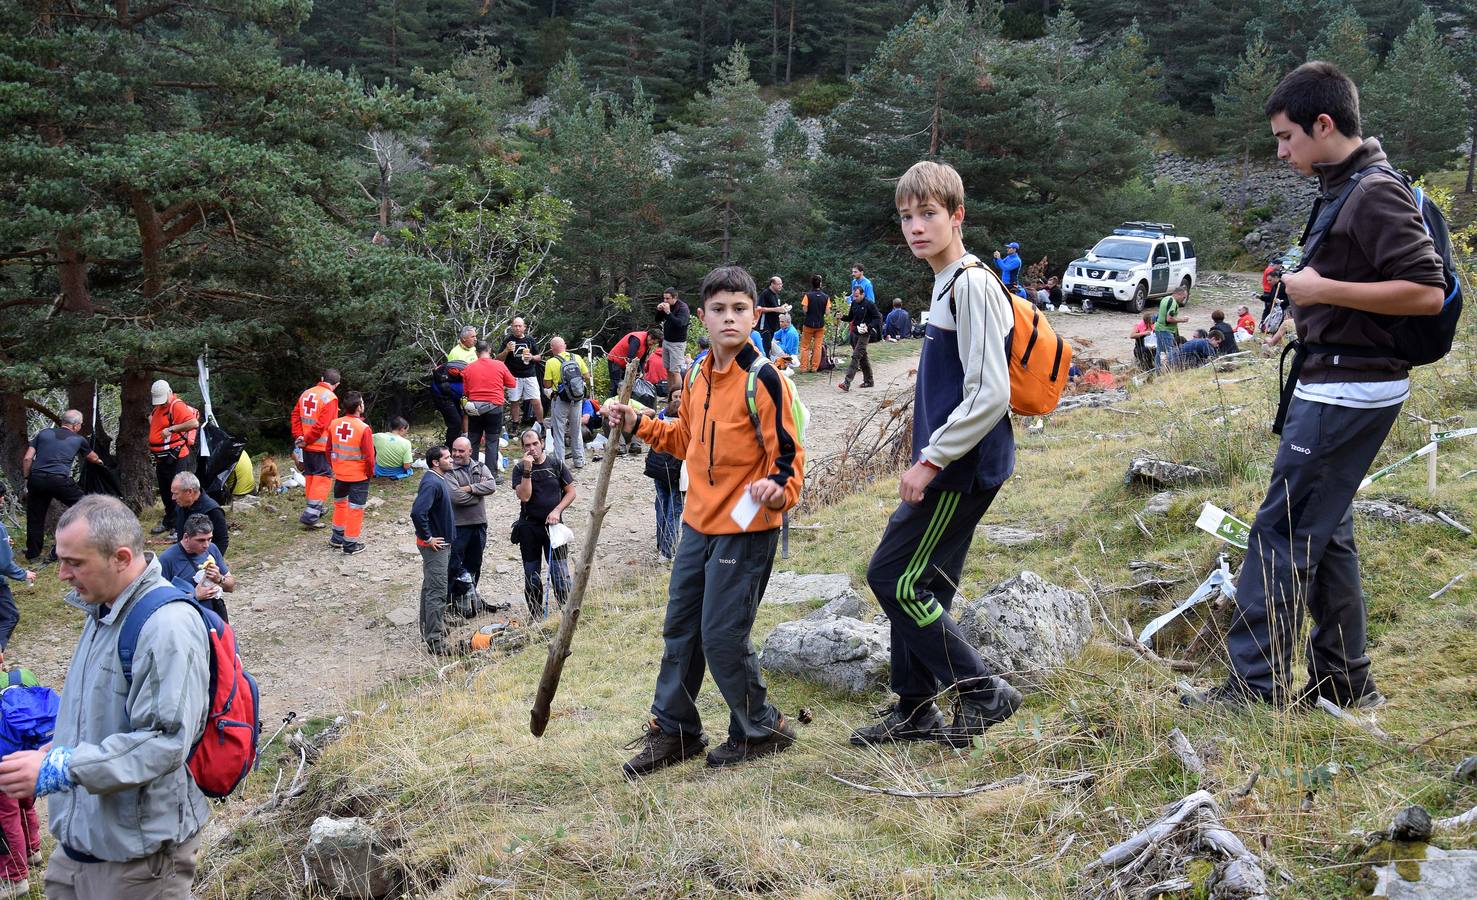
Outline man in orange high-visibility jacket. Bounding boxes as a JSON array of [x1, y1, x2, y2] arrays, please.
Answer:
[[290, 368, 341, 528], [147, 380, 201, 535], [327, 391, 376, 555]]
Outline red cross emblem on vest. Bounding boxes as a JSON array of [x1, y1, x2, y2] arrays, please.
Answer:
[[302, 394, 317, 417], [335, 421, 355, 443]]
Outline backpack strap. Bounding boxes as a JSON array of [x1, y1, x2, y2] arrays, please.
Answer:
[[745, 358, 768, 450], [118, 585, 196, 684]]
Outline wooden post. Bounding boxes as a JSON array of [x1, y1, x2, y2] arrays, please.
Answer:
[[529, 362, 640, 737], [1428, 424, 1438, 495]]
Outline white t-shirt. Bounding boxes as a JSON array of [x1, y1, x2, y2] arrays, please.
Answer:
[[1294, 378, 1409, 409]]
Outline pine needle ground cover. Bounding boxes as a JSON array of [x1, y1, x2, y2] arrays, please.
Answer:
[[201, 336, 1477, 898]]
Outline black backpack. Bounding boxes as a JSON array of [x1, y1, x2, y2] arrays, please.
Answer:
[[1273, 166, 1464, 434], [556, 353, 586, 401]]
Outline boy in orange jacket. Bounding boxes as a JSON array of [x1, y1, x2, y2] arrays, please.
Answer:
[[606, 265, 805, 777]]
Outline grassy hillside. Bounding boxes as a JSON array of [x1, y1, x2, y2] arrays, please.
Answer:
[[201, 333, 1477, 898]]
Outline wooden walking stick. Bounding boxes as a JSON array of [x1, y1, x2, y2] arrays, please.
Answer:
[[530, 361, 640, 736]]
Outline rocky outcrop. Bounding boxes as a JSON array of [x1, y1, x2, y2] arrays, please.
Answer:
[[1126, 458, 1210, 489], [761, 616, 890, 694], [1353, 499, 1440, 526], [955, 572, 1093, 691], [304, 816, 400, 899], [1153, 151, 1319, 257]]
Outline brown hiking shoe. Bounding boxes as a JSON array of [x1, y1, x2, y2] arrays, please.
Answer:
[[621, 720, 708, 778], [706, 715, 796, 768], [849, 702, 945, 746], [935, 681, 1022, 748]]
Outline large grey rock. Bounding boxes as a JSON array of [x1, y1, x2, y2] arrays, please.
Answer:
[[978, 525, 1044, 546], [803, 592, 866, 622], [1454, 755, 1477, 784], [763, 571, 855, 606], [1126, 457, 1209, 489], [761, 617, 890, 694], [384, 607, 417, 628], [304, 816, 400, 899], [1370, 845, 1477, 898], [1141, 491, 1176, 518], [1353, 499, 1440, 526], [955, 572, 1093, 692]]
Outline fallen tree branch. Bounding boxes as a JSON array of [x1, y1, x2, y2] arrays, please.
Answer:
[[1429, 573, 1467, 600], [827, 770, 1094, 799], [1315, 696, 1395, 743], [1435, 805, 1477, 832], [1167, 727, 1205, 776]]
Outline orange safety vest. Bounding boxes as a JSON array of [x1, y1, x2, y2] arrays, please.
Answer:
[[329, 415, 373, 482], [148, 396, 197, 458], [292, 382, 338, 453]]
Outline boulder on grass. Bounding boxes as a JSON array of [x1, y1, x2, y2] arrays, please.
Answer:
[[762, 571, 856, 606], [955, 572, 1092, 692], [305, 816, 400, 900], [1126, 457, 1209, 489], [761, 617, 889, 694]]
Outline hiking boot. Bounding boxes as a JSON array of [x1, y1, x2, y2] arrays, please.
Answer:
[[935, 682, 1023, 748], [837, 382, 850, 392], [342, 541, 366, 555], [150, 521, 170, 535], [1179, 680, 1268, 711], [849, 702, 946, 746], [298, 510, 321, 527], [328, 534, 345, 549], [860, 381, 875, 388], [706, 715, 797, 768], [621, 720, 708, 778]]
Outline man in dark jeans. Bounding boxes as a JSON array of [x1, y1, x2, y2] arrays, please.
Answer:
[[837, 286, 881, 391], [21, 410, 101, 561], [446, 436, 497, 617], [511, 429, 576, 621], [1184, 62, 1446, 711]]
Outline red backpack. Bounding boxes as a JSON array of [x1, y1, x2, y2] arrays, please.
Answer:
[[119, 586, 261, 798]]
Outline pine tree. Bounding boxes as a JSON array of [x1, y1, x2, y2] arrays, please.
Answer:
[[1364, 10, 1466, 176], [671, 45, 777, 266], [0, 0, 431, 504], [1310, 7, 1377, 88], [570, 0, 697, 110], [1213, 35, 1282, 210], [772, 114, 811, 164]]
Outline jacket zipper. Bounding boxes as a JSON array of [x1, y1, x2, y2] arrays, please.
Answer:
[[708, 421, 716, 487]]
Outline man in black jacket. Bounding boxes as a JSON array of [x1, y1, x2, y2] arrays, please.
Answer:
[[411, 446, 458, 656], [838, 286, 882, 391], [1185, 62, 1446, 711], [657, 288, 690, 376], [170, 471, 229, 557]]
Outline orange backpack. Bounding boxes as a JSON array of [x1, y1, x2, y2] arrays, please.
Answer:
[[946, 261, 1073, 416]]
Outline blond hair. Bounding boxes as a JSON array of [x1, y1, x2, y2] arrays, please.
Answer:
[[895, 160, 965, 214]]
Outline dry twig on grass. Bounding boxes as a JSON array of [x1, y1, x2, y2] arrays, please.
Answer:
[[1166, 727, 1205, 776], [828, 770, 1094, 799], [1315, 696, 1396, 743]]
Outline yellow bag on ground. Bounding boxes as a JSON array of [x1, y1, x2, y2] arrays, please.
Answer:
[[231, 450, 256, 496]]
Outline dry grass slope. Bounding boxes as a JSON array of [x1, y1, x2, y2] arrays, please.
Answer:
[[200, 322, 1477, 898]]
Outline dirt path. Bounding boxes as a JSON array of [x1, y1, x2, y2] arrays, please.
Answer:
[[20, 274, 1259, 726]]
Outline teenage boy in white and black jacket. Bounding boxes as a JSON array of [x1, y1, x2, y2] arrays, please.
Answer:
[[849, 160, 1022, 750]]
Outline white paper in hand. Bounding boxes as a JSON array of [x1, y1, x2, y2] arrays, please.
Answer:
[[730, 490, 761, 531], [548, 522, 574, 549]]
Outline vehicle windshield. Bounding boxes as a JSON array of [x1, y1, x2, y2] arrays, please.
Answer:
[[1090, 239, 1150, 262]]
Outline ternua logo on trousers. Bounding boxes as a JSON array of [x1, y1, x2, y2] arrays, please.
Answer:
[[1290, 444, 1312, 455], [718, 558, 737, 564]]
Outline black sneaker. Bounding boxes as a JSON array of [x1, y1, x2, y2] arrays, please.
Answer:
[[706, 715, 797, 768], [1179, 680, 1268, 710], [935, 681, 1023, 748], [329, 534, 345, 549], [849, 702, 945, 746], [342, 541, 366, 555], [621, 720, 708, 778]]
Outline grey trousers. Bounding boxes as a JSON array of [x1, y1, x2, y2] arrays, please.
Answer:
[[419, 544, 452, 652], [651, 525, 781, 742], [546, 397, 584, 465], [45, 834, 199, 900], [1226, 396, 1401, 702]]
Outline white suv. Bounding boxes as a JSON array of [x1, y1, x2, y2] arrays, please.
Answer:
[[1061, 223, 1197, 312]]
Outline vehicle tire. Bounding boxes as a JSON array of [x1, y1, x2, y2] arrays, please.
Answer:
[[1128, 282, 1148, 313], [1179, 276, 1192, 303]]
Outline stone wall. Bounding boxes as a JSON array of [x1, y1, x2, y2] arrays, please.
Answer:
[[1153, 151, 1319, 259]]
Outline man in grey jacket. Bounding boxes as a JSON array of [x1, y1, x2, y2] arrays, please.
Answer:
[[0, 495, 209, 900], [447, 437, 496, 617]]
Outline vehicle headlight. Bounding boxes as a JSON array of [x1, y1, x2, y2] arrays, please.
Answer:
[[1114, 271, 1131, 281]]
